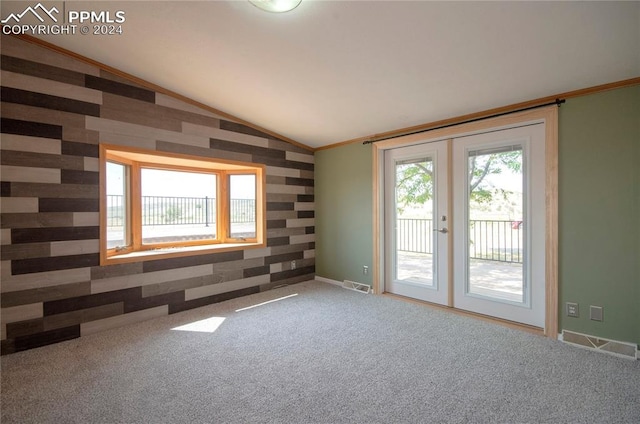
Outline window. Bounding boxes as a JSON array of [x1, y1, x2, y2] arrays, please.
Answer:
[[100, 144, 265, 264]]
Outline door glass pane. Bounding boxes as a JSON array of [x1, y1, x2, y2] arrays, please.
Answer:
[[106, 162, 128, 249], [229, 174, 256, 239], [141, 168, 217, 244], [395, 157, 435, 286], [467, 145, 524, 303]]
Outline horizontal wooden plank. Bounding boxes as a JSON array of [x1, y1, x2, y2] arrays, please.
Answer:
[[1, 70, 103, 105], [12, 253, 100, 275], [0, 118, 62, 139], [80, 305, 168, 336], [1, 281, 91, 308], [0, 54, 85, 86], [1, 87, 100, 117], [85, 75, 155, 103], [0, 134, 61, 155], [5, 325, 80, 354], [11, 226, 99, 244], [1, 212, 73, 229]]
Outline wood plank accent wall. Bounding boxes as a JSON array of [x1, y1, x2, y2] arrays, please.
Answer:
[[0, 35, 315, 354]]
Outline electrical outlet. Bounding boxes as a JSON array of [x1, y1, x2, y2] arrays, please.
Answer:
[[566, 302, 579, 318], [291, 260, 296, 270], [363, 266, 369, 275]]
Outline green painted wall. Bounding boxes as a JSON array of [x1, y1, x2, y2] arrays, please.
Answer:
[[315, 142, 373, 286], [558, 85, 640, 345], [315, 85, 639, 345]]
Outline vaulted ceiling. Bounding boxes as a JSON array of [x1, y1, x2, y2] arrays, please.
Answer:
[[4, 1, 639, 149]]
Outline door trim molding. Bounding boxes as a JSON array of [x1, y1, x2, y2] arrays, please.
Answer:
[[544, 108, 559, 339], [372, 106, 559, 338]]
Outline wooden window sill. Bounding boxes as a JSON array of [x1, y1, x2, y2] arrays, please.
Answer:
[[102, 241, 265, 265]]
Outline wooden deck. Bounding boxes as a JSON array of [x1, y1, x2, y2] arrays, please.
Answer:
[[397, 251, 523, 302]]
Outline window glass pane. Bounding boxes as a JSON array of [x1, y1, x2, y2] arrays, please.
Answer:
[[229, 174, 256, 239], [394, 158, 435, 286], [106, 162, 128, 249], [467, 145, 524, 303], [141, 168, 217, 244]]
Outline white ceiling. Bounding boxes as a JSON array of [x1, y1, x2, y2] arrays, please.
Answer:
[[7, 1, 640, 149]]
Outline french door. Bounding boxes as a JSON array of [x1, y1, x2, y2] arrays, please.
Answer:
[[383, 124, 546, 328], [384, 141, 449, 305]]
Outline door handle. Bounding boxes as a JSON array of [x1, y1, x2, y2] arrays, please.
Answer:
[[433, 228, 448, 234]]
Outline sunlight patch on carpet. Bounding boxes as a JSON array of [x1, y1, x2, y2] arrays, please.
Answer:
[[171, 316, 226, 333], [235, 293, 298, 312]]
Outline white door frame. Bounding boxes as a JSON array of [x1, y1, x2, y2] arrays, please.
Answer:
[[372, 106, 558, 337]]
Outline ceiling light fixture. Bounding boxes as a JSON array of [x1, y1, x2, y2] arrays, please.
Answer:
[[249, 0, 302, 13]]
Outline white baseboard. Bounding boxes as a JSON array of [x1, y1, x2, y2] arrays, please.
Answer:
[[314, 276, 343, 287]]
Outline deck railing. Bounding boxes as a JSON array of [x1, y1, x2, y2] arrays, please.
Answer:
[[396, 218, 434, 254], [397, 218, 523, 263], [106, 195, 255, 227]]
